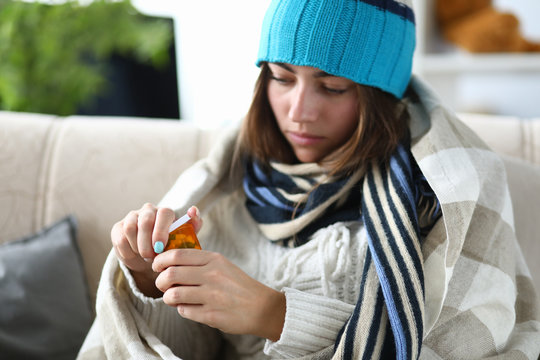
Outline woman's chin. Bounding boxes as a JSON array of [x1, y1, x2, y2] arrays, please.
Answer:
[[294, 150, 323, 164]]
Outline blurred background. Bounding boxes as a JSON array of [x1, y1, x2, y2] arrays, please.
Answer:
[[1, 0, 539, 127], [0, 0, 180, 119]]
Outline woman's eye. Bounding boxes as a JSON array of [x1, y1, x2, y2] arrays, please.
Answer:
[[270, 74, 291, 84], [323, 86, 347, 95]]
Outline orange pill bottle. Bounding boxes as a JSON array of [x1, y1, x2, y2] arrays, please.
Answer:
[[164, 214, 201, 250]]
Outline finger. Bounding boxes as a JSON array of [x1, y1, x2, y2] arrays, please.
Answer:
[[122, 211, 140, 254], [137, 203, 157, 258], [163, 286, 202, 307], [187, 206, 203, 233], [176, 304, 204, 322], [112, 222, 151, 273], [153, 207, 176, 253], [112, 222, 137, 261], [155, 266, 202, 292], [176, 304, 220, 331], [152, 249, 211, 273]]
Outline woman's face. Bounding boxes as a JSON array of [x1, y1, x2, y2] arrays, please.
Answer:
[[267, 63, 359, 163]]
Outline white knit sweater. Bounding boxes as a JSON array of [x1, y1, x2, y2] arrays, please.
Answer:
[[121, 187, 368, 359]]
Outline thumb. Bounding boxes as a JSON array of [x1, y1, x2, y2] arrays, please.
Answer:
[[187, 206, 203, 234]]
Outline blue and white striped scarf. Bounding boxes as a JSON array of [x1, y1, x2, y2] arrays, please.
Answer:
[[243, 143, 441, 359]]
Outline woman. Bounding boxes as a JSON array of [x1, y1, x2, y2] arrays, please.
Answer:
[[79, 0, 540, 359]]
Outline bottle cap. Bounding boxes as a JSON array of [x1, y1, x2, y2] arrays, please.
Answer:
[[169, 213, 191, 233]]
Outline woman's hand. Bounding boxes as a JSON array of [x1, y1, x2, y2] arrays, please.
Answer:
[[153, 249, 286, 341], [111, 203, 202, 297]]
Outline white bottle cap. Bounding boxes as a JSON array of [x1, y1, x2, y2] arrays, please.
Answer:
[[169, 214, 191, 233]]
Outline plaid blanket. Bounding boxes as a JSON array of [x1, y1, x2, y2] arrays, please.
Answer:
[[77, 77, 540, 359]]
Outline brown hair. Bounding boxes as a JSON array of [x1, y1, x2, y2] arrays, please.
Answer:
[[234, 62, 410, 176]]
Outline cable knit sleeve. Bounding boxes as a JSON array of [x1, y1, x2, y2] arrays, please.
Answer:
[[118, 262, 223, 359], [264, 287, 355, 358]]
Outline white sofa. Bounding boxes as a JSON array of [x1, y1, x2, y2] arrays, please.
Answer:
[[1, 110, 539, 306]]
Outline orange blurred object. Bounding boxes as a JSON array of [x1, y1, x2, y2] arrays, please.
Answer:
[[165, 220, 201, 250]]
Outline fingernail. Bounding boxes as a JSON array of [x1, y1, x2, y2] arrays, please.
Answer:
[[194, 206, 200, 218], [144, 258, 152, 263], [154, 241, 164, 254]]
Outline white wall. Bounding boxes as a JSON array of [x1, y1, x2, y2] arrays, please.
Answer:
[[133, 1, 271, 128]]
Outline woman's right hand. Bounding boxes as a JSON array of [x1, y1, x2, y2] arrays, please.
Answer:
[[111, 203, 202, 297]]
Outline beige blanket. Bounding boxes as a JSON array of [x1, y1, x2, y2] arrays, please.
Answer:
[[78, 77, 540, 359]]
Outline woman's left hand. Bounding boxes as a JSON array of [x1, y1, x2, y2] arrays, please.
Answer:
[[152, 249, 286, 342]]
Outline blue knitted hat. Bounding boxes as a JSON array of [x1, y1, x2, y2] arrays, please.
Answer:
[[257, 0, 416, 98]]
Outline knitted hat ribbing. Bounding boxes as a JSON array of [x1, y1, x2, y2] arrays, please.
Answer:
[[257, 0, 416, 99]]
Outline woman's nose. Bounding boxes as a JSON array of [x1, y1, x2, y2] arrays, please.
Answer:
[[288, 85, 318, 123]]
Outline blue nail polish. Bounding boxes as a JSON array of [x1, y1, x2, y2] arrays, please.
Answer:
[[154, 241, 164, 254]]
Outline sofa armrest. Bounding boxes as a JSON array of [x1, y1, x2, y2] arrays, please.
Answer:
[[458, 113, 540, 292], [502, 156, 540, 292]]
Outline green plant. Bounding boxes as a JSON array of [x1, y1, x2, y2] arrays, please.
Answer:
[[0, 0, 173, 115]]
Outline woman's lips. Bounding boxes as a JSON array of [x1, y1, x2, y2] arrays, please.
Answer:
[[287, 131, 325, 146]]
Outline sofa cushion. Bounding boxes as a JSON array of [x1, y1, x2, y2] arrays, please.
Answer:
[[0, 215, 93, 360]]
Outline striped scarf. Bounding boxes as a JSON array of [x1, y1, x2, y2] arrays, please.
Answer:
[[243, 143, 441, 359], [243, 161, 364, 247]]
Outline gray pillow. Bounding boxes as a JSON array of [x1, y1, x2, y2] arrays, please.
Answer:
[[0, 216, 93, 360]]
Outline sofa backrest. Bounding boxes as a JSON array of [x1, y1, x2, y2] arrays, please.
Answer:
[[459, 112, 540, 164], [0, 112, 222, 304]]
